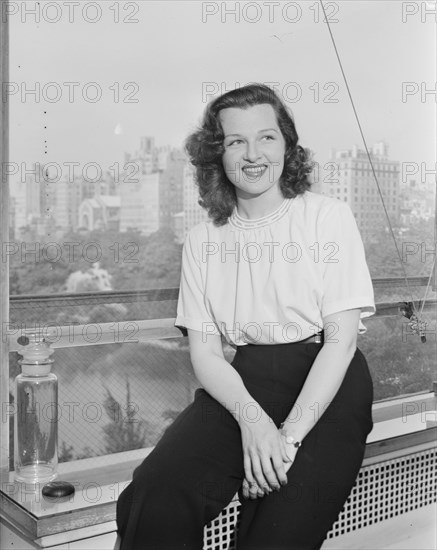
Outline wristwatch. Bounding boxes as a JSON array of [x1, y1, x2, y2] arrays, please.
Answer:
[[279, 422, 302, 448]]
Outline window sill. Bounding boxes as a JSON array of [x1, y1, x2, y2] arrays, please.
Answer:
[[321, 502, 437, 550], [0, 449, 149, 547], [1, 393, 436, 548]]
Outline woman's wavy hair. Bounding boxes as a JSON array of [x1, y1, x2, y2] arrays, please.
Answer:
[[185, 83, 314, 226]]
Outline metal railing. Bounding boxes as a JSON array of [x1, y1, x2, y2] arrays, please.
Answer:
[[7, 276, 437, 351]]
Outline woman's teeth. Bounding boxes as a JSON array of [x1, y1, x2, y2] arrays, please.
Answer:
[[242, 165, 267, 177]]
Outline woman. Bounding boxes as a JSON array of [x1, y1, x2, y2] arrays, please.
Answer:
[[116, 83, 375, 550]]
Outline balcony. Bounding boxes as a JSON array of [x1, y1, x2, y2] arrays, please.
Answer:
[[0, 280, 436, 549]]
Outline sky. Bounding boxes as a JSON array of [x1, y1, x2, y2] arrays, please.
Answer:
[[8, 0, 436, 188]]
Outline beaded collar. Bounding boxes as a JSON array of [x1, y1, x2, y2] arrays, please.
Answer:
[[229, 197, 294, 230]]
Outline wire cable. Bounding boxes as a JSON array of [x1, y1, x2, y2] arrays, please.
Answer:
[[319, 0, 419, 315]]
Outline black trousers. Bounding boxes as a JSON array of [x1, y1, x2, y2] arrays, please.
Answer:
[[116, 342, 374, 550]]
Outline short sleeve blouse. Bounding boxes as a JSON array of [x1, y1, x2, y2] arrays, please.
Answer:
[[175, 191, 375, 346]]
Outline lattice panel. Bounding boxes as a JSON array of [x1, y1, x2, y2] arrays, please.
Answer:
[[203, 447, 437, 549], [327, 447, 437, 538], [203, 499, 240, 550]]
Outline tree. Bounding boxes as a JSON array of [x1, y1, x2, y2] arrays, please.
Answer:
[[101, 377, 154, 453], [58, 441, 96, 462], [359, 316, 435, 401]]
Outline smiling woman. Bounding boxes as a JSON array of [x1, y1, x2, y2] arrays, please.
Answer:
[[116, 83, 377, 550], [184, 84, 314, 226], [220, 103, 286, 213]]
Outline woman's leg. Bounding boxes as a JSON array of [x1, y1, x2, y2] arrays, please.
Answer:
[[116, 387, 245, 550], [235, 346, 374, 550]]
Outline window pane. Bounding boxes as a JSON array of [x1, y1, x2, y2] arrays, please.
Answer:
[[6, 1, 436, 470]]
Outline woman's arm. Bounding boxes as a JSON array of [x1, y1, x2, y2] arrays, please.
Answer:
[[187, 328, 291, 495], [187, 308, 362, 497], [280, 308, 362, 462], [246, 309, 362, 499]]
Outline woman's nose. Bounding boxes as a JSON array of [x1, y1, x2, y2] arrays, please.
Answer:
[[243, 141, 261, 163]]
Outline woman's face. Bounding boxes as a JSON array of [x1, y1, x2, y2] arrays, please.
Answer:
[[219, 103, 286, 199]]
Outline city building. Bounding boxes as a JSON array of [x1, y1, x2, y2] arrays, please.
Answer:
[[173, 211, 185, 243], [11, 162, 44, 237], [54, 171, 118, 233], [119, 137, 160, 235], [158, 149, 185, 232], [78, 195, 121, 232], [177, 162, 209, 242], [124, 136, 160, 175], [119, 170, 160, 234], [326, 142, 400, 238], [120, 138, 187, 236], [10, 163, 119, 238], [399, 179, 435, 226]]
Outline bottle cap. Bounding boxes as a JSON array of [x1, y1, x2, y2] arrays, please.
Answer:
[[17, 332, 54, 375], [42, 481, 75, 499]]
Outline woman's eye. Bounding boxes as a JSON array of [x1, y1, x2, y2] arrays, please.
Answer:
[[261, 135, 275, 141], [227, 139, 243, 146]]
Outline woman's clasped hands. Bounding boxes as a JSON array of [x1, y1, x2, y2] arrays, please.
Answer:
[[238, 406, 298, 500]]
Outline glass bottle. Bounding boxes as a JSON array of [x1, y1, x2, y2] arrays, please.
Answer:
[[14, 333, 58, 483]]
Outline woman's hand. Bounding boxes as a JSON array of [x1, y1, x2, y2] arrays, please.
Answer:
[[241, 431, 299, 499], [187, 330, 299, 500], [239, 409, 295, 499]]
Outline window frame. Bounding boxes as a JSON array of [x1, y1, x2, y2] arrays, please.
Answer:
[[1, 12, 10, 474], [1, 9, 436, 547], [1, 6, 436, 475]]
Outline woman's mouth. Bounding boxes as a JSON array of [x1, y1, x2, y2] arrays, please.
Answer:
[[241, 164, 268, 179]]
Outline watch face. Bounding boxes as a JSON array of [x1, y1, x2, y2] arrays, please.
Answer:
[[281, 430, 301, 447]]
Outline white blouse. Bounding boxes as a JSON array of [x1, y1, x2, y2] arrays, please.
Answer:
[[175, 191, 375, 347]]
